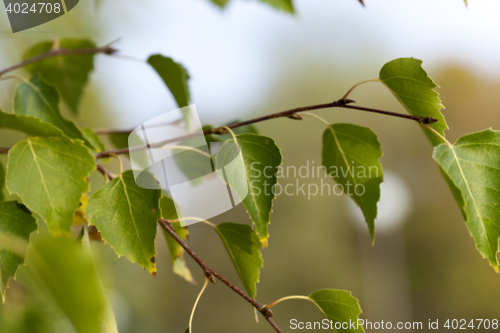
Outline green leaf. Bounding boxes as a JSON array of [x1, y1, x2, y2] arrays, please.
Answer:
[[210, 0, 230, 8], [433, 129, 500, 270], [0, 201, 37, 303], [147, 55, 191, 109], [14, 75, 93, 149], [82, 128, 106, 152], [308, 289, 364, 333], [0, 161, 5, 202], [215, 222, 263, 299], [210, 0, 294, 12], [159, 194, 194, 284], [6, 137, 95, 237], [82, 229, 118, 333], [26, 237, 105, 333], [322, 123, 383, 241], [23, 38, 96, 113], [215, 134, 282, 245], [86, 170, 162, 274], [0, 109, 64, 138], [258, 0, 294, 13], [109, 132, 129, 150], [379, 58, 447, 147]]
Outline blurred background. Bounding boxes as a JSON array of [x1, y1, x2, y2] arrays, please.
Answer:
[[1, 0, 500, 332]]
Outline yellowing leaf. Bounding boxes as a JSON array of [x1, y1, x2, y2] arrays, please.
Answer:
[[7, 138, 95, 237], [159, 194, 194, 284]]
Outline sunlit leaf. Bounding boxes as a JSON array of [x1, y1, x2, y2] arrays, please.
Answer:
[[14, 75, 93, 149], [379, 58, 447, 147], [308, 289, 364, 333], [0, 201, 37, 303], [434, 129, 500, 270], [26, 237, 105, 333], [23, 38, 96, 113], [86, 170, 162, 274], [159, 194, 194, 284], [322, 123, 383, 241], [215, 222, 263, 299], [215, 134, 282, 244], [6, 138, 95, 237]]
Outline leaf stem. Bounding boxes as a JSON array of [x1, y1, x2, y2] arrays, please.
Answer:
[[221, 126, 238, 142], [301, 112, 332, 128], [189, 276, 209, 333], [265, 295, 311, 309], [421, 124, 451, 146], [109, 153, 123, 174], [341, 78, 380, 100], [0, 73, 29, 83], [157, 218, 281, 333], [161, 145, 212, 159]]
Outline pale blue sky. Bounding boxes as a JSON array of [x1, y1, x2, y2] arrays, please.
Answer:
[[88, 0, 500, 127]]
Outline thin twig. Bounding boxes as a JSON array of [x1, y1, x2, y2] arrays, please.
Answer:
[[158, 219, 280, 333], [342, 105, 437, 124], [96, 162, 114, 180], [95, 99, 437, 159], [0, 147, 9, 154], [0, 44, 118, 77]]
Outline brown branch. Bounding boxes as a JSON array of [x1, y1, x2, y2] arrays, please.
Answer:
[[0, 44, 117, 78], [95, 99, 438, 159], [96, 162, 114, 180], [0, 147, 9, 154], [158, 219, 281, 333]]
